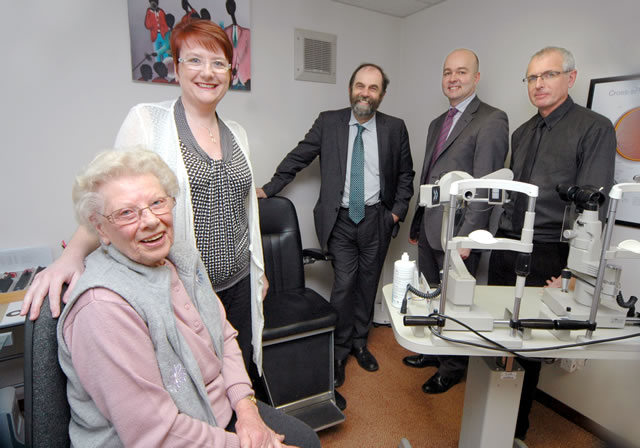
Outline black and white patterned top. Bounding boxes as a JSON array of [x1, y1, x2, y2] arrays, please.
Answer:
[[174, 99, 251, 291]]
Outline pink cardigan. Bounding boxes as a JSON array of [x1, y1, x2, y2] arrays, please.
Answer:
[[61, 261, 253, 447]]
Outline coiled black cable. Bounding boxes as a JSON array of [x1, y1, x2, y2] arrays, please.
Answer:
[[400, 283, 441, 314]]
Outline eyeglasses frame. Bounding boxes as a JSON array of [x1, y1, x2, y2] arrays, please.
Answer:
[[177, 57, 232, 73], [101, 196, 176, 226], [522, 70, 572, 85]]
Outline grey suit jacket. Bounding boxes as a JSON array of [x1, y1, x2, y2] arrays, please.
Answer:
[[410, 96, 508, 251], [263, 108, 415, 249]]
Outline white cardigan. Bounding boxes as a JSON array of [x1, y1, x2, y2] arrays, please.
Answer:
[[115, 99, 265, 372]]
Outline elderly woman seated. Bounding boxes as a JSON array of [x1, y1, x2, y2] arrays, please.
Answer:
[[57, 148, 320, 448]]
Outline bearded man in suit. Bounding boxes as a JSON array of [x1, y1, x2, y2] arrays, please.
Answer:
[[258, 63, 414, 400]]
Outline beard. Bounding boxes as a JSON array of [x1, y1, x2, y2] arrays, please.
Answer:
[[350, 93, 380, 119]]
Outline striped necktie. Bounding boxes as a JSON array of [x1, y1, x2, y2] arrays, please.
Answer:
[[431, 107, 458, 166], [425, 108, 458, 182], [349, 124, 366, 224]]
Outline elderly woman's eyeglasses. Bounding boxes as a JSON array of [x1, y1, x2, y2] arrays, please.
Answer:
[[522, 70, 569, 84], [178, 57, 231, 73], [101, 197, 176, 226]]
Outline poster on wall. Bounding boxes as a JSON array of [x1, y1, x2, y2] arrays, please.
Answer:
[[587, 74, 640, 227], [127, 0, 251, 91]]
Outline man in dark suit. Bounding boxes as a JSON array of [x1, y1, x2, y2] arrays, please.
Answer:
[[258, 63, 414, 394], [403, 49, 508, 394]]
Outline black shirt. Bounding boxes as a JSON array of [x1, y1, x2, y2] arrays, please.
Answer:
[[500, 96, 616, 242]]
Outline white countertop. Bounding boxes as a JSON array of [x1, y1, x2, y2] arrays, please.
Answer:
[[383, 284, 640, 361]]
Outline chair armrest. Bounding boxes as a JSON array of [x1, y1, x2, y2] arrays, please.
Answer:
[[302, 249, 334, 265]]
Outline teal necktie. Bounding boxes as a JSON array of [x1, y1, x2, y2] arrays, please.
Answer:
[[349, 124, 365, 224]]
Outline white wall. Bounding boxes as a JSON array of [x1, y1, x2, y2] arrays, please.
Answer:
[[2, 0, 639, 442]]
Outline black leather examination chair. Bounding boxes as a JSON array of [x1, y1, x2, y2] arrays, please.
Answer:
[[259, 196, 345, 431]]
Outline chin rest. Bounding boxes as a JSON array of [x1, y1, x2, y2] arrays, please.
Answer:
[[259, 196, 344, 431]]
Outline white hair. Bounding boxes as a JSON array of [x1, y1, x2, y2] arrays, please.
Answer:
[[529, 46, 576, 73], [72, 147, 178, 231]]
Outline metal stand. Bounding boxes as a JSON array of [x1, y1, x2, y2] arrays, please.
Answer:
[[459, 357, 524, 448]]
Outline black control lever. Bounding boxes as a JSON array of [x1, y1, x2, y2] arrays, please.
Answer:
[[403, 315, 445, 327]]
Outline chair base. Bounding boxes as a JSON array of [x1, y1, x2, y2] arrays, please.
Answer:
[[284, 395, 345, 432], [262, 328, 343, 431]]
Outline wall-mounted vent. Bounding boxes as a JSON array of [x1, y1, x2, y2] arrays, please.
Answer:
[[294, 28, 336, 84]]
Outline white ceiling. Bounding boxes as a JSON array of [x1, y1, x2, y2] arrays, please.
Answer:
[[331, 0, 447, 18]]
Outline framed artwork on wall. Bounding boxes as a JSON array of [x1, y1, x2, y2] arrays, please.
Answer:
[[127, 0, 251, 91], [587, 74, 640, 227]]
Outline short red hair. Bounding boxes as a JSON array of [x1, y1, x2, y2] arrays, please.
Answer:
[[170, 19, 234, 86]]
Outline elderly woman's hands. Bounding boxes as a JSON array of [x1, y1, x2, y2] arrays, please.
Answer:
[[21, 251, 83, 320], [21, 227, 98, 320], [235, 397, 298, 448]]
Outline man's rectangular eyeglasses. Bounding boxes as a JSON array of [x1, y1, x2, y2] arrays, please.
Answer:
[[178, 57, 231, 73], [101, 197, 176, 226], [522, 70, 570, 84]]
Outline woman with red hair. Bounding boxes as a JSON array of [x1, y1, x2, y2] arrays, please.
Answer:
[[24, 19, 267, 391]]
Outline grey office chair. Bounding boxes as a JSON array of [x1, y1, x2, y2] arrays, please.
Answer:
[[23, 295, 70, 447]]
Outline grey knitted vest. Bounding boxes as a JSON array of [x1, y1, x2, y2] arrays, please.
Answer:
[[57, 241, 224, 447]]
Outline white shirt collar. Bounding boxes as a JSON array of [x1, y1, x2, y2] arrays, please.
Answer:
[[349, 111, 377, 131], [451, 93, 476, 114]]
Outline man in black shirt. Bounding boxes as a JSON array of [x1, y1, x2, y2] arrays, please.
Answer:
[[488, 46, 616, 443]]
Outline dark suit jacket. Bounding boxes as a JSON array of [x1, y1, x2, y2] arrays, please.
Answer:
[[410, 96, 508, 251], [262, 108, 415, 249]]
